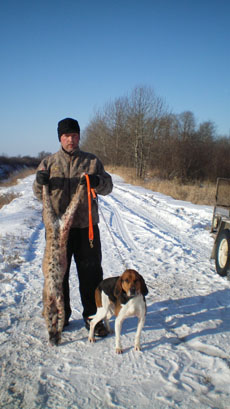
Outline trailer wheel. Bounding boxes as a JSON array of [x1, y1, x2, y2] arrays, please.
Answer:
[[215, 229, 230, 276]]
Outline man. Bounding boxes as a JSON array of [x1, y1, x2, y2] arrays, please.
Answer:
[[33, 117, 113, 337]]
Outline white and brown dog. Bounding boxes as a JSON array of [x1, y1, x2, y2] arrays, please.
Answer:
[[88, 269, 148, 353]]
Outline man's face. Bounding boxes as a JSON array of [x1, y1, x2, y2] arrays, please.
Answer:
[[60, 133, 80, 152]]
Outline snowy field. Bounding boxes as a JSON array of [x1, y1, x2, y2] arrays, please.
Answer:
[[0, 173, 230, 409]]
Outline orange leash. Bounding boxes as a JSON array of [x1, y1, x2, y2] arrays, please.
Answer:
[[85, 174, 95, 248]]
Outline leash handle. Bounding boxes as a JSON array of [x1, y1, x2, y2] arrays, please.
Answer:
[[85, 173, 94, 248]]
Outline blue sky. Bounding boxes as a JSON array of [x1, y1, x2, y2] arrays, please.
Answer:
[[1, 0, 229, 157]]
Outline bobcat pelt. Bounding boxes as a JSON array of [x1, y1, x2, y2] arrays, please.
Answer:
[[42, 183, 83, 345]]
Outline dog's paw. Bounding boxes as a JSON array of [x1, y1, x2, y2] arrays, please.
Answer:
[[88, 336, 96, 343], [115, 348, 123, 354], [134, 345, 141, 351]]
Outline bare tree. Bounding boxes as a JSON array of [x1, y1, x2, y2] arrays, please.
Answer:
[[126, 86, 167, 178], [81, 113, 111, 164], [81, 87, 230, 182], [82, 86, 168, 177]]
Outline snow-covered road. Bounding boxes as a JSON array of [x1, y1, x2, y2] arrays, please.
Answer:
[[1, 174, 230, 409]]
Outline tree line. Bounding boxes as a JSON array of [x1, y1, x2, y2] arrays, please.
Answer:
[[81, 86, 230, 182], [0, 152, 51, 181]]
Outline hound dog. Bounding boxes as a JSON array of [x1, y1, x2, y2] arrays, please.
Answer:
[[88, 269, 148, 353]]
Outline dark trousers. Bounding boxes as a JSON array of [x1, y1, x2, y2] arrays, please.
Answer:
[[63, 225, 103, 320]]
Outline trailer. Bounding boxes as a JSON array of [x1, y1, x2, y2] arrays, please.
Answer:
[[211, 178, 230, 276]]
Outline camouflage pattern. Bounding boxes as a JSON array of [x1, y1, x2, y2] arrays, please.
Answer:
[[33, 147, 113, 228]]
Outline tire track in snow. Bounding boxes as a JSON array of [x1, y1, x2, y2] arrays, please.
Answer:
[[99, 196, 139, 252], [101, 184, 212, 263]]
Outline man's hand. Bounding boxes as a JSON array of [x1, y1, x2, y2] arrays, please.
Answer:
[[36, 170, 49, 185], [80, 174, 99, 188]]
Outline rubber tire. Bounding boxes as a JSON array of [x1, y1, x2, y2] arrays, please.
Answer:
[[215, 229, 230, 277]]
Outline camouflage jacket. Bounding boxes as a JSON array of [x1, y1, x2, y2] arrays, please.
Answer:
[[33, 147, 113, 228]]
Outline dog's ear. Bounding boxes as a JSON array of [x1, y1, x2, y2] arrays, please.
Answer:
[[138, 273, 148, 296], [114, 277, 123, 298]]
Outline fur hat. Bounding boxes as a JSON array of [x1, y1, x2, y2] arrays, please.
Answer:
[[57, 118, 80, 140]]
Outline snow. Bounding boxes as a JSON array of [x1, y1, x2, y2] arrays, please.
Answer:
[[1, 173, 230, 409]]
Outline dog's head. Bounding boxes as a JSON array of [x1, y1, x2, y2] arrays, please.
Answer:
[[114, 269, 148, 298]]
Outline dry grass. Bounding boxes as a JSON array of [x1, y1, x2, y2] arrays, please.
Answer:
[[106, 166, 216, 206], [0, 192, 21, 210], [0, 168, 35, 188], [0, 168, 35, 209], [0, 165, 216, 208]]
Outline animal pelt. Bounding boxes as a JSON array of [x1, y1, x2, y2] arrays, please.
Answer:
[[42, 183, 84, 345]]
